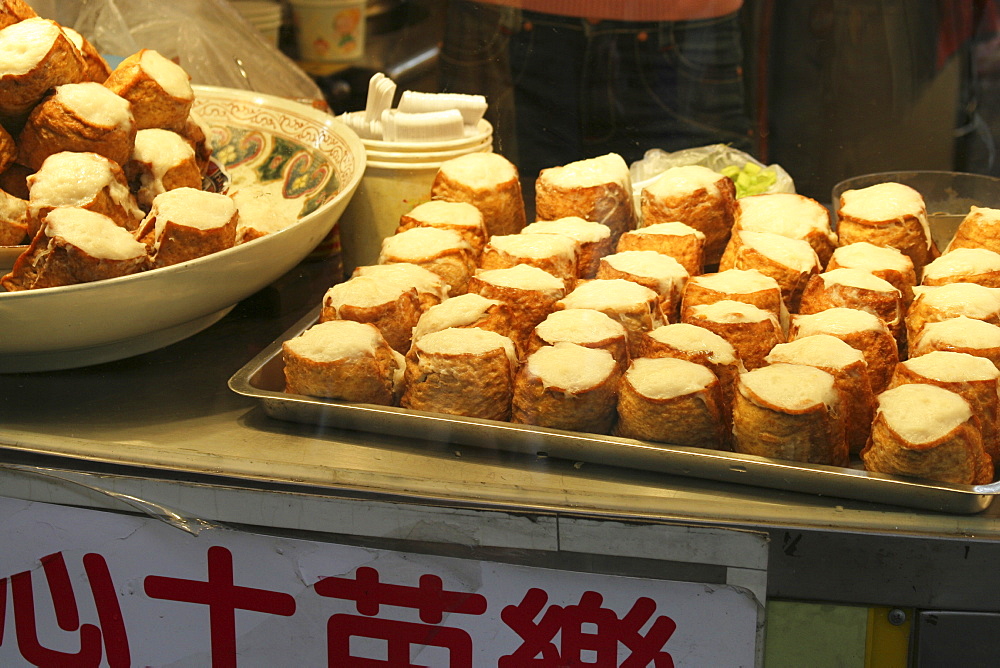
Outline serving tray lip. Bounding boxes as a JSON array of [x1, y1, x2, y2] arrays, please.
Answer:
[[229, 307, 999, 515]]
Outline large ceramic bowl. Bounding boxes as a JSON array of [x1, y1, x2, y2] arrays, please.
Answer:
[[0, 85, 366, 373]]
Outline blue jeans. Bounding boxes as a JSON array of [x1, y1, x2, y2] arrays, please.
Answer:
[[440, 3, 752, 208]]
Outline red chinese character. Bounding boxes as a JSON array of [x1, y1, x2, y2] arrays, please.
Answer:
[[315, 566, 487, 667], [144, 545, 296, 668], [2, 551, 130, 668], [500, 588, 677, 667]]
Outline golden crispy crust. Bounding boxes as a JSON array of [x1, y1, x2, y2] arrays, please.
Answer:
[[616, 228, 704, 277], [127, 153, 202, 210], [0, 0, 36, 30], [640, 176, 734, 264], [401, 343, 515, 420], [682, 311, 784, 370], [0, 23, 85, 118], [537, 178, 636, 245], [103, 50, 192, 131], [680, 277, 785, 326], [0, 121, 13, 173], [526, 325, 628, 372], [861, 410, 993, 485], [788, 317, 899, 396], [836, 209, 939, 276], [320, 286, 423, 354], [719, 235, 819, 311], [904, 290, 1000, 346], [18, 90, 136, 170], [75, 34, 112, 83], [595, 261, 683, 324], [138, 207, 238, 269], [826, 255, 917, 311], [467, 274, 564, 352], [479, 242, 577, 290], [0, 186, 27, 244], [511, 358, 619, 433], [430, 165, 526, 237], [798, 274, 904, 350], [29, 158, 143, 235], [616, 372, 728, 449], [948, 209, 1000, 254], [283, 334, 400, 405], [397, 211, 487, 258]]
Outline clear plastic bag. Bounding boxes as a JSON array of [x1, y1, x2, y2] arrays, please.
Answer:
[[34, 0, 325, 107], [630, 144, 796, 199]]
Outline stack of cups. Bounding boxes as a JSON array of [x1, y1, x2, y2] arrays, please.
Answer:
[[230, 1, 284, 48], [338, 113, 494, 275]]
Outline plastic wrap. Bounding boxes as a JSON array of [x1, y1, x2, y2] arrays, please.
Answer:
[[630, 144, 795, 197]]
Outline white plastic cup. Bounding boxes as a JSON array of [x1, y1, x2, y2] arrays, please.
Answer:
[[290, 0, 366, 63]]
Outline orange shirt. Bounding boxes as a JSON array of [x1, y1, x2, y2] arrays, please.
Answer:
[[471, 0, 744, 22]]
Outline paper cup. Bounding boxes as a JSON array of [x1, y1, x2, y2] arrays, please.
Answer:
[[290, 0, 365, 63]]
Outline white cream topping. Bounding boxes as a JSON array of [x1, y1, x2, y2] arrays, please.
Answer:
[[286, 320, 382, 361], [558, 279, 658, 310], [150, 187, 235, 233], [412, 293, 500, 341], [229, 176, 303, 239], [0, 18, 63, 76], [603, 250, 688, 292], [791, 308, 886, 336], [488, 232, 578, 262], [380, 226, 471, 261], [527, 342, 616, 392], [139, 49, 193, 101], [766, 334, 865, 371], [631, 221, 705, 239], [901, 350, 999, 383], [877, 383, 971, 444], [690, 268, 780, 295], [475, 264, 566, 294], [966, 206, 1000, 223], [924, 247, 1000, 281], [324, 275, 409, 311], [55, 83, 133, 130], [647, 322, 738, 365], [28, 152, 142, 221], [44, 207, 145, 260], [820, 267, 900, 294], [839, 181, 931, 248], [355, 262, 450, 300], [915, 316, 1000, 350], [535, 308, 626, 345], [405, 199, 483, 230], [739, 363, 839, 411], [914, 283, 1000, 318], [626, 356, 716, 400], [644, 164, 721, 199], [542, 153, 631, 192], [523, 217, 611, 243], [831, 241, 913, 273], [415, 326, 517, 365], [737, 230, 820, 272], [132, 128, 196, 202], [692, 299, 774, 324], [736, 193, 834, 239], [438, 152, 516, 190]]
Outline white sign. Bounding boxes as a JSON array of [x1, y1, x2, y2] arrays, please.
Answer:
[[0, 496, 761, 666]]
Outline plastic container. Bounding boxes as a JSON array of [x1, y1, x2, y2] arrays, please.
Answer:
[[290, 0, 366, 63], [341, 112, 493, 152]]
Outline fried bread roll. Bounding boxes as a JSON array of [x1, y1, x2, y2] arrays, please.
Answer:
[[719, 230, 821, 311], [555, 278, 662, 354], [353, 261, 451, 312], [103, 49, 194, 131], [513, 342, 619, 433], [862, 383, 993, 485], [596, 250, 689, 323], [0, 122, 12, 174], [789, 307, 899, 395], [681, 268, 787, 332], [379, 226, 476, 295], [480, 232, 579, 288], [535, 153, 636, 244], [430, 152, 525, 236], [125, 128, 202, 209], [615, 220, 706, 277], [905, 283, 1000, 344], [733, 192, 837, 266], [826, 241, 916, 310], [401, 326, 518, 420], [179, 111, 212, 174], [18, 82, 135, 170], [921, 247, 1000, 288], [283, 320, 404, 405], [733, 363, 848, 466], [137, 187, 237, 269], [411, 292, 515, 345], [523, 216, 614, 278], [0, 187, 28, 244], [0, 0, 36, 30], [798, 268, 904, 349], [946, 206, 1000, 254], [0, 18, 85, 120], [616, 356, 728, 449], [27, 150, 144, 235], [640, 164, 734, 264], [1, 207, 146, 291], [320, 275, 423, 354], [888, 350, 1000, 465], [682, 299, 784, 370], [836, 181, 938, 277], [766, 334, 875, 454], [396, 199, 487, 257], [61, 26, 112, 83], [527, 307, 629, 371], [910, 316, 1000, 372], [467, 264, 567, 351]]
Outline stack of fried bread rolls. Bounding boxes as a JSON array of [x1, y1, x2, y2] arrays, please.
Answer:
[[284, 150, 1000, 486]]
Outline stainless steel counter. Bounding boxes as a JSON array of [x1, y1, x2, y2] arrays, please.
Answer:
[[3, 256, 1000, 611]]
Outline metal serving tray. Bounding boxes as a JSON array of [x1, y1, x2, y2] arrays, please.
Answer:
[[229, 307, 1000, 514]]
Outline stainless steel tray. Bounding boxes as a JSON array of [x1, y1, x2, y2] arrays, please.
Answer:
[[229, 307, 1000, 514]]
